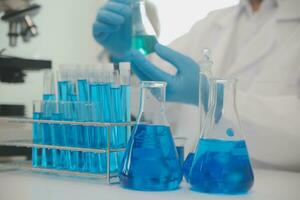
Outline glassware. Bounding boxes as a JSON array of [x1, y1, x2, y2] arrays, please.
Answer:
[[174, 137, 187, 168], [183, 48, 213, 181], [57, 65, 77, 102], [119, 81, 182, 191], [188, 78, 254, 194], [32, 100, 42, 168], [42, 70, 57, 168], [131, 0, 158, 55], [199, 48, 213, 129], [43, 70, 56, 101]]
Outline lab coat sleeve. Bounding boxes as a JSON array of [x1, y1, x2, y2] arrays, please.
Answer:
[[237, 90, 300, 171]]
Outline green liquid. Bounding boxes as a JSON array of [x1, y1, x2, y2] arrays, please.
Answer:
[[131, 35, 158, 55]]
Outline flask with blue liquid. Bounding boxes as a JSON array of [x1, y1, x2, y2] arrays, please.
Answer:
[[183, 48, 214, 181], [188, 78, 254, 194], [119, 81, 182, 191]]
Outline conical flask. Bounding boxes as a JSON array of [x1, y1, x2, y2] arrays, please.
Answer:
[[119, 81, 182, 191], [183, 49, 213, 181], [131, 0, 158, 55], [189, 79, 254, 194]]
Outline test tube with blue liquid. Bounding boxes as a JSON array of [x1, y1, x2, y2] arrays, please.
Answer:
[[41, 71, 56, 168], [110, 63, 131, 170], [75, 67, 91, 172], [116, 63, 131, 165], [57, 66, 76, 170], [87, 67, 106, 173], [32, 101, 42, 168]]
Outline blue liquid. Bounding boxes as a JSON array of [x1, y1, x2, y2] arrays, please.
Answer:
[[183, 152, 194, 182], [32, 112, 41, 167], [41, 101, 57, 168], [43, 94, 56, 101], [189, 139, 254, 194], [77, 79, 89, 102], [119, 124, 182, 191], [58, 80, 76, 101], [110, 85, 131, 172], [57, 81, 76, 170], [176, 146, 184, 167], [111, 85, 128, 148], [89, 83, 106, 173], [34, 78, 131, 174]]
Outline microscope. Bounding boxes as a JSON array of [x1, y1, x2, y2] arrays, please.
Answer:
[[0, 0, 51, 117], [0, 0, 40, 47]]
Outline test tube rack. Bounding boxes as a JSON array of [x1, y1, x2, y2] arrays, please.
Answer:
[[0, 117, 135, 184]]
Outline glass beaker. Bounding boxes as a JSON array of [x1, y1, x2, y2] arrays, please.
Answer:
[[131, 0, 158, 55], [119, 81, 182, 191], [189, 79, 254, 194]]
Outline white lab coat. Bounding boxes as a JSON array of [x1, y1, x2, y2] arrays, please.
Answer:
[[153, 0, 300, 171]]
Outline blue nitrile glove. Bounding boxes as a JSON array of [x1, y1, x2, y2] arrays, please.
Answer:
[[130, 43, 200, 105], [92, 0, 132, 59]]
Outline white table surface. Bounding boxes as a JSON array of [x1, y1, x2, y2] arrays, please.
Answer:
[[0, 168, 299, 200]]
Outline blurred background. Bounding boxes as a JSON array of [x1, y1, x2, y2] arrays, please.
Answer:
[[0, 0, 238, 158], [0, 0, 238, 117]]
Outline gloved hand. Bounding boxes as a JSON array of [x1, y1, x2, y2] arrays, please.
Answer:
[[130, 43, 200, 105], [92, 0, 132, 59]]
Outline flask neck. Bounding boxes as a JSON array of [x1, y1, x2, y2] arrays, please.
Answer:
[[137, 81, 168, 126], [132, 0, 156, 36], [202, 79, 243, 140]]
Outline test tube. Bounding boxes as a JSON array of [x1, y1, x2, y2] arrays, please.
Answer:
[[57, 65, 80, 170], [32, 101, 42, 168], [98, 64, 116, 173], [40, 100, 57, 168], [88, 66, 106, 173], [57, 65, 76, 102], [110, 68, 123, 173], [119, 62, 131, 143], [57, 101, 73, 170], [50, 102, 61, 169], [43, 70, 56, 101], [116, 63, 131, 166]]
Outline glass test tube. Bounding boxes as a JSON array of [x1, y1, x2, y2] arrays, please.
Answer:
[[32, 101, 42, 168]]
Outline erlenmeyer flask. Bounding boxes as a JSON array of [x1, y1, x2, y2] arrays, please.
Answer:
[[119, 81, 182, 191], [131, 0, 158, 55], [189, 79, 254, 194], [183, 49, 213, 181]]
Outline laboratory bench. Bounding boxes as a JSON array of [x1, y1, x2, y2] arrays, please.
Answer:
[[0, 168, 299, 200]]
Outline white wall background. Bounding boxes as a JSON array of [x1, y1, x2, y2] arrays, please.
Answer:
[[151, 0, 239, 44], [0, 0, 238, 116], [0, 0, 239, 64]]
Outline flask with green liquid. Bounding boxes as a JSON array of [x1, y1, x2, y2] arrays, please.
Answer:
[[131, 0, 158, 55]]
